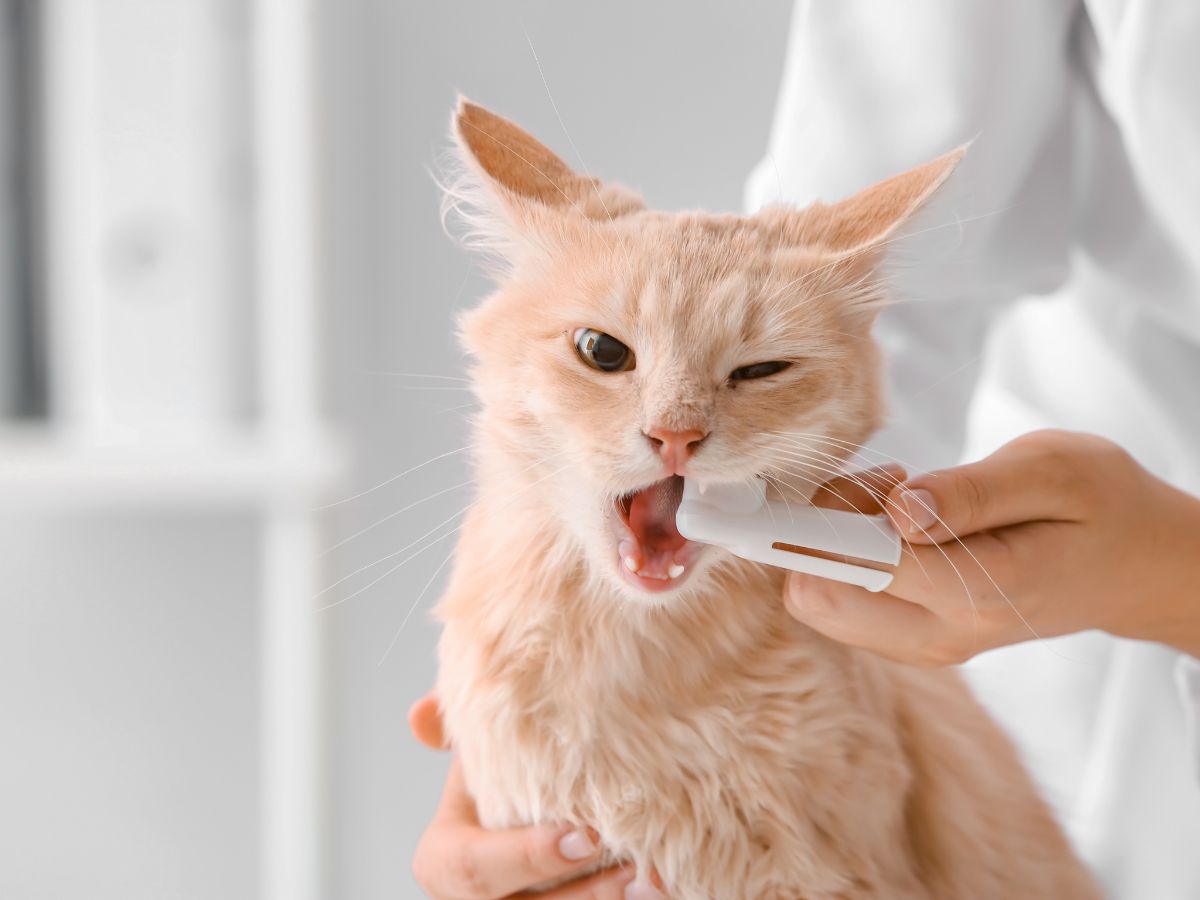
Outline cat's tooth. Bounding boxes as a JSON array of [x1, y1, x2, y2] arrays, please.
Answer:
[[624, 556, 639, 573], [668, 563, 685, 579]]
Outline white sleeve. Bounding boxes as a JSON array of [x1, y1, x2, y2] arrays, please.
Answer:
[[747, 0, 1081, 471], [1176, 655, 1200, 782]]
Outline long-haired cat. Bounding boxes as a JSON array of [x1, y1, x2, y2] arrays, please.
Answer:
[[432, 98, 1098, 899]]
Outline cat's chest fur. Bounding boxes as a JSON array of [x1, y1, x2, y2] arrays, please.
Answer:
[[435, 518, 920, 898]]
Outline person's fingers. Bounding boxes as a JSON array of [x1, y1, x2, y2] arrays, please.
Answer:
[[784, 572, 949, 664], [886, 439, 1087, 544], [426, 821, 603, 899], [811, 464, 907, 514], [517, 864, 639, 899], [884, 531, 1020, 615], [409, 692, 448, 750], [419, 761, 604, 899]]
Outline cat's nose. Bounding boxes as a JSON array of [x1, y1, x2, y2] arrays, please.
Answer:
[[644, 427, 708, 473]]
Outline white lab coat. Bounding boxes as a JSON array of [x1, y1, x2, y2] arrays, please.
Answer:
[[746, 2, 1200, 896]]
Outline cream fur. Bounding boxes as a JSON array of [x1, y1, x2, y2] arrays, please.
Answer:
[[433, 100, 1098, 899]]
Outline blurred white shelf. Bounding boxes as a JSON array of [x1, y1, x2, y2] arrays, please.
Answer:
[[0, 427, 345, 509]]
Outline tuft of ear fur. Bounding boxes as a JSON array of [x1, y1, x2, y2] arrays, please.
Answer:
[[440, 97, 644, 271]]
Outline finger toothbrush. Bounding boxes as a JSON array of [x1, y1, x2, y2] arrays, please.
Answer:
[[675, 477, 901, 591]]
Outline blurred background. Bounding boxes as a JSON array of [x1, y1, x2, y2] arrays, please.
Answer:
[[0, 2, 792, 897]]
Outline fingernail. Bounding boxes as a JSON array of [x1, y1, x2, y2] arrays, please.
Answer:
[[786, 574, 832, 617], [625, 876, 665, 899], [899, 488, 938, 533], [558, 829, 597, 861]]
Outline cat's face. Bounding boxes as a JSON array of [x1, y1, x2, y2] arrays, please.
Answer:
[[447, 100, 961, 603]]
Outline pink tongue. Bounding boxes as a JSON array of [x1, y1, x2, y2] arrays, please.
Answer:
[[628, 477, 686, 551]]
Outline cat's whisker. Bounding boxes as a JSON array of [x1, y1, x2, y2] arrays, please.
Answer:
[[434, 401, 480, 416], [747, 456, 856, 546], [766, 446, 1003, 641], [750, 454, 917, 569], [767, 431, 929, 478], [757, 471, 793, 527], [765, 437, 1025, 646], [391, 385, 475, 393], [521, 28, 636, 272], [758, 451, 932, 579], [314, 444, 474, 510], [363, 370, 471, 382], [316, 478, 474, 558], [377, 546, 459, 666], [768, 436, 909, 492], [316, 518, 463, 612], [317, 504, 471, 599], [320, 460, 575, 609], [318, 448, 569, 592]]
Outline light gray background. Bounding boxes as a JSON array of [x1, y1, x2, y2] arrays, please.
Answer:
[[321, 3, 792, 897], [0, 4, 791, 899]]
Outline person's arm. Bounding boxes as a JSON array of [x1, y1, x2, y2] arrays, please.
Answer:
[[747, 0, 1081, 472], [792, 430, 1200, 664]]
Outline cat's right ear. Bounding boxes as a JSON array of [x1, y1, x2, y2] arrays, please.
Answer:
[[443, 97, 643, 265]]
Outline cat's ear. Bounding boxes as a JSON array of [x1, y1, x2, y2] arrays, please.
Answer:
[[801, 146, 968, 254], [444, 97, 643, 264], [760, 146, 968, 259]]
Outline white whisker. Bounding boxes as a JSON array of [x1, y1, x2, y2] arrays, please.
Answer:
[[315, 444, 473, 510], [317, 479, 474, 558]]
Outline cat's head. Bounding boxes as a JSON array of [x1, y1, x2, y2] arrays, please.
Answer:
[[444, 98, 961, 603]]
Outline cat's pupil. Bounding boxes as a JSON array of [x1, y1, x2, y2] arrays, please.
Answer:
[[574, 328, 633, 372], [730, 360, 791, 381]]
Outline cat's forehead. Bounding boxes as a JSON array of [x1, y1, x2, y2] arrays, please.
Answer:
[[579, 213, 833, 337]]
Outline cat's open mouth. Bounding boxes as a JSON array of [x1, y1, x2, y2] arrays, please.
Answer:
[[610, 475, 706, 593]]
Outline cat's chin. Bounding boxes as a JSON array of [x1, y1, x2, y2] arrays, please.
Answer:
[[608, 475, 707, 596]]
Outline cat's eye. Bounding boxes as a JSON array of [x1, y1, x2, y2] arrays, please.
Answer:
[[573, 328, 635, 373], [729, 360, 792, 382]]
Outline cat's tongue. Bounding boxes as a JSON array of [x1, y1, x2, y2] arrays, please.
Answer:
[[618, 476, 692, 584], [628, 477, 686, 549]]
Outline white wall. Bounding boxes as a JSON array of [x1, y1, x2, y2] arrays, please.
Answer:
[[319, 3, 793, 898]]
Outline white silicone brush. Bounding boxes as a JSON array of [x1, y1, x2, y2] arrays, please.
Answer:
[[675, 477, 901, 591]]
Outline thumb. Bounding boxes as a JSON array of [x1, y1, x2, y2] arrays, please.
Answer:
[[408, 691, 448, 750], [886, 441, 1082, 544]]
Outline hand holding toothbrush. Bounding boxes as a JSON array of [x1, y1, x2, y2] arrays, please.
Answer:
[[790, 430, 1200, 665]]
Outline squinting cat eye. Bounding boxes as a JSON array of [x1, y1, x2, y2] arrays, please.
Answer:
[[573, 327, 635, 373], [729, 361, 792, 381]]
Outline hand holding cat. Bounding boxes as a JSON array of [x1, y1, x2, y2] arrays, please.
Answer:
[[408, 695, 664, 899], [789, 429, 1200, 664]]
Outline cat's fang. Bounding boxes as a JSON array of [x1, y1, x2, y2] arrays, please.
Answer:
[[624, 556, 639, 572], [668, 563, 685, 578]]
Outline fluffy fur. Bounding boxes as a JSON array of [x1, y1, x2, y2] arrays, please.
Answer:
[[433, 99, 1098, 899]]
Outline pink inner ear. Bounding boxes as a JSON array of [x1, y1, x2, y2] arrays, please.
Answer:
[[455, 99, 585, 207], [451, 98, 646, 224], [806, 146, 967, 253]]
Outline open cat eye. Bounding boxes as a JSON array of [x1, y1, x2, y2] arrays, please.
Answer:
[[729, 361, 791, 382], [573, 328, 635, 373]]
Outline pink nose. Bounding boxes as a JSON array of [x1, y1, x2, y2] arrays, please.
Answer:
[[644, 427, 707, 473]]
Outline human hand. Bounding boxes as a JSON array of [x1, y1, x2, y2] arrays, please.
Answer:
[[409, 694, 661, 899], [791, 430, 1200, 664]]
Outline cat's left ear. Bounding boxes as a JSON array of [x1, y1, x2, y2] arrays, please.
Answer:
[[761, 145, 968, 258], [445, 97, 643, 263]]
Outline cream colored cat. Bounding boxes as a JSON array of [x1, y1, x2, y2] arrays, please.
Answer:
[[433, 99, 1098, 899]]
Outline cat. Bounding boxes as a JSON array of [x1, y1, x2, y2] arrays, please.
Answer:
[[432, 98, 1099, 899]]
